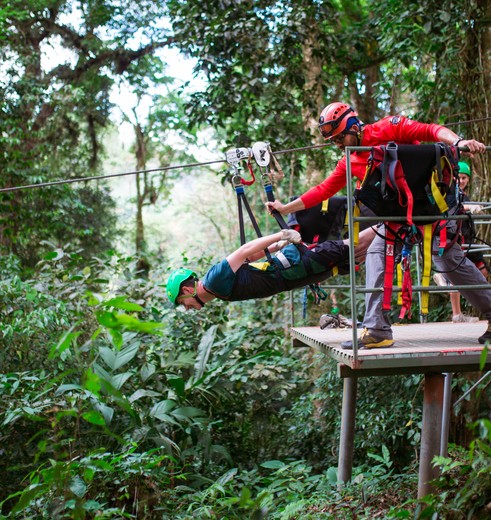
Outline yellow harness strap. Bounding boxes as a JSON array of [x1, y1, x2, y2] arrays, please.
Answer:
[[430, 170, 449, 214], [249, 261, 270, 271], [349, 204, 360, 246], [321, 199, 329, 213], [420, 224, 433, 315], [396, 263, 403, 306]]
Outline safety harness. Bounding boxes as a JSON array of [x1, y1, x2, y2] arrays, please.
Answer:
[[355, 142, 461, 319]]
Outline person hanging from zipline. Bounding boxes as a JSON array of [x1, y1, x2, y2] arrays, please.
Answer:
[[166, 227, 375, 309]]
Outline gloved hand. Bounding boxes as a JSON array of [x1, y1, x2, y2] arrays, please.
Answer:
[[280, 229, 302, 244], [467, 204, 483, 214]]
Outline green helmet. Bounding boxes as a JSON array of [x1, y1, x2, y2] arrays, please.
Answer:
[[166, 268, 197, 305], [458, 161, 471, 177]]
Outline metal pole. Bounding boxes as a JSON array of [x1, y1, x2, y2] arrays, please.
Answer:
[[345, 148, 358, 361], [453, 370, 491, 408], [415, 247, 423, 322], [440, 373, 453, 457], [418, 373, 445, 498], [338, 377, 358, 488]]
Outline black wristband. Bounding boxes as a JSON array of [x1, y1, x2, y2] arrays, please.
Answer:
[[452, 137, 463, 147]]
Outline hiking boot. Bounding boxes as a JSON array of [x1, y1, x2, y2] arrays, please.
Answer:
[[341, 328, 395, 350], [478, 323, 491, 344], [452, 314, 479, 323]]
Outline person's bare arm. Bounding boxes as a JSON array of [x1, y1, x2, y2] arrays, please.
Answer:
[[226, 230, 301, 272], [436, 128, 486, 157], [265, 197, 305, 216], [343, 227, 376, 263], [245, 239, 290, 262]]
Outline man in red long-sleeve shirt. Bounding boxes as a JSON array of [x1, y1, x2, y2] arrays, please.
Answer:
[[266, 101, 490, 348]]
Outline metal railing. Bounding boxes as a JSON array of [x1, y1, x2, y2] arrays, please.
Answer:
[[343, 145, 491, 362]]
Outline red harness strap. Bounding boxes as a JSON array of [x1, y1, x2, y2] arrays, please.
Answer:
[[383, 224, 421, 319], [383, 225, 399, 312], [386, 157, 415, 226], [399, 253, 413, 319]]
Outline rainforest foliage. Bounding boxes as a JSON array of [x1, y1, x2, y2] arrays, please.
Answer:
[[1, 0, 491, 518]]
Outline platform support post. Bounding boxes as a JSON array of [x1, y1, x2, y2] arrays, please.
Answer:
[[440, 373, 452, 457], [338, 376, 358, 488], [418, 372, 444, 498]]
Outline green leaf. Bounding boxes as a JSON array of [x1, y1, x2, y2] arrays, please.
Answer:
[[194, 324, 218, 380], [102, 296, 144, 312], [480, 345, 488, 371], [26, 290, 37, 301], [69, 476, 87, 498], [217, 468, 238, 487], [43, 249, 64, 261], [100, 342, 139, 371], [141, 363, 156, 381], [171, 406, 205, 420], [82, 410, 105, 425], [326, 466, 338, 485], [109, 328, 123, 350], [84, 368, 102, 395], [112, 313, 164, 333], [99, 347, 117, 370], [168, 375, 186, 397], [439, 11, 451, 23], [260, 460, 285, 469], [129, 389, 162, 403], [56, 384, 83, 395], [239, 486, 251, 507], [150, 400, 177, 420], [96, 311, 120, 329], [110, 372, 133, 390], [113, 343, 139, 370], [95, 403, 114, 424], [49, 330, 81, 359], [96, 311, 163, 333], [83, 500, 103, 512], [11, 484, 48, 514]]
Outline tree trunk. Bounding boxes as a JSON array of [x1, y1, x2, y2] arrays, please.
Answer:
[[349, 64, 380, 124], [301, 23, 327, 186], [463, 0, 491, 244]]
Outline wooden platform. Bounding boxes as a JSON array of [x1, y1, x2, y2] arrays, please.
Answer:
[[292, 321, 491, 377]]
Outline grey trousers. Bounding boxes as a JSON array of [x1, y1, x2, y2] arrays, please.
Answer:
[[363, 224, 491, 338]]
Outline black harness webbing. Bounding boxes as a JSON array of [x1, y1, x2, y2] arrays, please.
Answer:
[[262, 174, 289, 230], [233, 176, 274, 264]]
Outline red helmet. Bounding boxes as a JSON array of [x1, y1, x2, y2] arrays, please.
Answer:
[[318, 102, 358, 140]]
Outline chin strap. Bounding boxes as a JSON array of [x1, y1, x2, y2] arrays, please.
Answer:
[[343, 125, 363, 146]]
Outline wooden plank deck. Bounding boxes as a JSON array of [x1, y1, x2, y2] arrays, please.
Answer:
[[292, 321, 491, 377]]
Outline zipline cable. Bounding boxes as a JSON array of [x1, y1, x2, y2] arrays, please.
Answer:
[[0, 142, 334, 193], [1, 127, 490, 193], [443, 115, 491, 127]]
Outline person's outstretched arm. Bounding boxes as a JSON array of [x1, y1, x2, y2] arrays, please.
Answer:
[[346, 227, 376, 263], [435, 128, 486, 157], [226, 230, 301, 273]]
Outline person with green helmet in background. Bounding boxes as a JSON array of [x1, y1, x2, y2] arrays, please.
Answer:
[[167, 227, 376, 311], [433, 160, 489, 322]]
